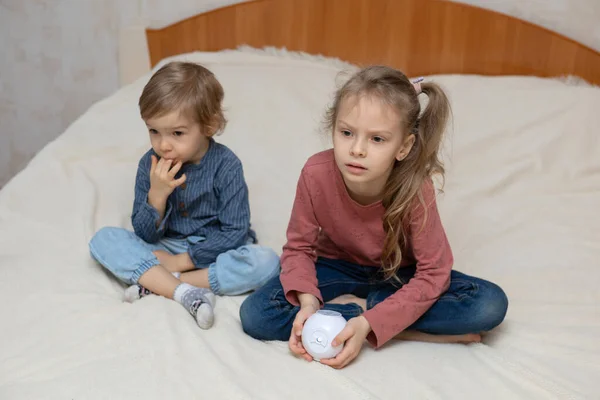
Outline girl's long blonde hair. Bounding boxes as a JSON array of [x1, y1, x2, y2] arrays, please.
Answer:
[[325, 66, 450, 280]]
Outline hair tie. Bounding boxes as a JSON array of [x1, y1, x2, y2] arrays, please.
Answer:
[[412, 77, 424, 94]]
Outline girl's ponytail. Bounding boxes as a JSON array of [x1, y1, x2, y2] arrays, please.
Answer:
[[417, 82, 450, 178]]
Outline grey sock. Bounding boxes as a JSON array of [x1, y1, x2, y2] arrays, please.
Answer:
[[173, 283, 215, 329], [124, 272, 181, 303], [124, 285, 152, 302]]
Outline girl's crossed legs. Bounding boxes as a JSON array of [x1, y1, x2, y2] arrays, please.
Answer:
[[240, 257, 508, 343]]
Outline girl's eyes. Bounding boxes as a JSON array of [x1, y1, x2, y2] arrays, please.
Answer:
[[149, 129, 158, 134], [340, 129, 385, 143], [173, 131, 184, 137]]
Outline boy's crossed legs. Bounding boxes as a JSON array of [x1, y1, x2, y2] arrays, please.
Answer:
[[89, 227, 216, 328], [90, 227, 280, 329], [128, 261, 216, 329]]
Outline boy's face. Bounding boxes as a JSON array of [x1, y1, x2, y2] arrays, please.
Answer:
[[145, 111, 210, 164]]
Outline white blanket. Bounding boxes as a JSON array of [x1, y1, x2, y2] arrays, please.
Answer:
[[0, 48, 598, 399]]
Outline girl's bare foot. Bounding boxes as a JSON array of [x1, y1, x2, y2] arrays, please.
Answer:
[[327, 294, 367, 311], [395, 330, 482, 344], [327, 296, 482, 344]]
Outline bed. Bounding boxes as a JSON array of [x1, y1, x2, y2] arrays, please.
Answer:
[[1, 0, 599, 398]]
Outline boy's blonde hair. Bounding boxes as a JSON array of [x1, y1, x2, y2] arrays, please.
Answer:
[[325, 66, 451, 281], [139, 61, 227, 136]]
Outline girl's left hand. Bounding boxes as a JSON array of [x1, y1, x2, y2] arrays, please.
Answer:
[[319, 316, 371, 369]]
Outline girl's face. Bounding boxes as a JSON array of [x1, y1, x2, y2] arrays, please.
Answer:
[[145, 111, 210, 165], [333, 95, 415, 202]]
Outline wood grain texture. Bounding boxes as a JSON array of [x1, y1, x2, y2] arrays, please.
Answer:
[[146, 0, 600, 84]]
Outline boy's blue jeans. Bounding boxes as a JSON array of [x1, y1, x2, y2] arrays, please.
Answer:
[[89, 227, 280, 296], [240, 257, 508, 340]]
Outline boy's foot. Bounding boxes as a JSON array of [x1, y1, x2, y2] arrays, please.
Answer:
[[190, 299, 215, 329], [124, 284, 152, 303], [173, 283, 216, 329], [123, 272, 182, 303]]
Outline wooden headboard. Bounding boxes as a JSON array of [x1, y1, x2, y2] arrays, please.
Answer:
[[146, 0, 600, 85]]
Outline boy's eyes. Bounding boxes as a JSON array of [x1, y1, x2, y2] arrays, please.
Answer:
[[372, 136, 385, 143], [341, 130, 352, 136], [148, 129, 184, 136]]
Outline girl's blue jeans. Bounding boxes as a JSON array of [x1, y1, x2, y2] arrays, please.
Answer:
[[240, 257, 508, 340]]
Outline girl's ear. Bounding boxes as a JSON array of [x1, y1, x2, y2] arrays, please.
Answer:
[[395, 133, 415, 161]]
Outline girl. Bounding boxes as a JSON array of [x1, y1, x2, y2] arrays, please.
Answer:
[[239, 66, 508, 369]]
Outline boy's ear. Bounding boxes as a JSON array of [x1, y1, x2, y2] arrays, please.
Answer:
[[203, 125, 216, 137], [201, 117, 216, 137], [204, 114, 224, 137]]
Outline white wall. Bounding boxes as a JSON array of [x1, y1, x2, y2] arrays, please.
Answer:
[[0, 0, 138, 188], [0, 0, 599, 188]]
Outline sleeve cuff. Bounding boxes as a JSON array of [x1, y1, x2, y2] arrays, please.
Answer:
[[361, 309, 387, 349], [140, 201, 172, 234], [282, 278, 323, 307], [188, 246, 209, 268], [157, 202, 172, 234]]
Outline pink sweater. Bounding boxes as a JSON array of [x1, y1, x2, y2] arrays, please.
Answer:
[[279, 150, 453, 348]]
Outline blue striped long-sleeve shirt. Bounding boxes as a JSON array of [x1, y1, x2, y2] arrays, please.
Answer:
[[131, 139, 256, 266]]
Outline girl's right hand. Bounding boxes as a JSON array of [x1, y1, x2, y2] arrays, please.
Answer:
[[149, 155, 186, 199], [289, 294, 320, 361]]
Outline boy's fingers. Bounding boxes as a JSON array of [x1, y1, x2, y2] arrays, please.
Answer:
[[168, 161, 183, 178], [173, 174, 187, 187]]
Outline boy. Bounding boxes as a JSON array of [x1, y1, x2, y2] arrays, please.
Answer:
[[89, 62, 280, 329]]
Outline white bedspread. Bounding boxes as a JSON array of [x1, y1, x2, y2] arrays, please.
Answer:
[[0, 48, 598, 399]]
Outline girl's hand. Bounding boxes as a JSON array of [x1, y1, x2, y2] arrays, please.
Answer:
[[319, 316, 371, 369], [149, 155, 186, 199], [289, 293, 320, 361]]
